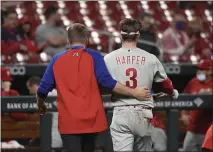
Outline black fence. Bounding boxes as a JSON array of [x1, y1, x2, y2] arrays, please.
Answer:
[[2, 63, 197, 76], [1, 94, 212, 152], [1, 63, 198, 96]]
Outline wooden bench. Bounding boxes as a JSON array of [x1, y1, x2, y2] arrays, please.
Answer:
[[2, 114, 40, 140]]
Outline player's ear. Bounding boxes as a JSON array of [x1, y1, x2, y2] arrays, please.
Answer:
[[119, 35, 123, 42], [85, 36, 89, 46], [67, 39, 71, 47], [136, 34, 140, 41]]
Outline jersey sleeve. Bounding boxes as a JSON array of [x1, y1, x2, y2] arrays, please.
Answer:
[[153, 56, 168, 82], [37, 56, 56, 98], [103, 54, 114, 77], [153, 56, 174, 95], [92, 51, 117, 90]]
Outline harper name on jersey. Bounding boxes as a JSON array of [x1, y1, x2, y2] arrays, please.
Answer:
[[116, 56, 146, 65], [104, 47, 170, 108]]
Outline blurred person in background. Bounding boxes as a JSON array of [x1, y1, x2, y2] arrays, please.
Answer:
[[151, 115, 167, 151], [35, 6, 67, 56], [150, 89, 167, 152], [1, 9, 28, 55], [181, 59, 212, 151], [1, 68, 19, 96], [137, 12, 160, 58], [26, 76, 61, 149], [17, 17, 39, 54], [187, 19, 212, 60], [158, 13, 196, 61], [1, 68, 27, 121], [1, 68, 25, 148], [1, 1, 23, 11]]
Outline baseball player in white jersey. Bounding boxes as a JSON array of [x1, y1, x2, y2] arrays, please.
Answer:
[[104, 18, 179, 151]]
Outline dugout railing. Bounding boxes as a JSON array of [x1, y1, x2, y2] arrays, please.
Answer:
[[2, 63, 197, 76], [1, 94, 212, 152]]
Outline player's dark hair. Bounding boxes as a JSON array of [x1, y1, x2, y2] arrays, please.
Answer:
[[67, 23, 89, 44], [44, 6, 58, 19], [27, 76, 41, 86], [118, 18, 141, 42]]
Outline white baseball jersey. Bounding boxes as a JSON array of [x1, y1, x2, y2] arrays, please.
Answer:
[[104, 47, 168, 108]]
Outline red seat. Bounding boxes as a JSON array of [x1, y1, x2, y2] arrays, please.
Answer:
[[148, 1, 159, 9], [20, 2, 37, 16], [86, 1, 99, 10], [93, 18, 106, 30], [65, 1, 80, 13], [99, 35, 110, 53], [166, 2, 177, 9], [126, 1, 142, 18], [42, 1, 58, 8]]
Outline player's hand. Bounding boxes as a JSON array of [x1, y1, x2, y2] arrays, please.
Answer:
[[133, 87, 151, 101], [180, 114, 190, 126], [37, 102, 47, 115], [171, 89, 179, 100], [153, 92, 169, 101]]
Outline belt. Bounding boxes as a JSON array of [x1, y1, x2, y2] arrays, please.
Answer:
[[124, 105, 152, 110]]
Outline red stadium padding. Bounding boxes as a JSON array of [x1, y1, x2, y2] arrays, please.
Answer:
[[1, 1, 212, 64]]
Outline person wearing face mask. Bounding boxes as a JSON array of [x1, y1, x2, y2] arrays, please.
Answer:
[[180, 59, 212, 151], [35, 6, 67, 56], [137, 12, 160, 58], [158, 13, 196, 61]]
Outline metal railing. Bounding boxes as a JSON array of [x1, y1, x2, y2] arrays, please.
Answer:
[[2, 94, 212, 152]]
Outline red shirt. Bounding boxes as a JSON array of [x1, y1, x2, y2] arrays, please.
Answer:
[[23, 38, 39, 54], [2, 89, 27, 120], [37, 46, 117, 134], [194, 38, 211, 59], [202, 124, 213, 150], [1, 89, 19, 96], [152, 112, 166, 131], [184, 77, 212, 134], [1, 27, 22, 55]]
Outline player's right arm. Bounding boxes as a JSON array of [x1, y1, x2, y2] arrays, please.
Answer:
[[36, 56, 57, 115], [153, 56, 178, 99], [93, 52, 150, 101]]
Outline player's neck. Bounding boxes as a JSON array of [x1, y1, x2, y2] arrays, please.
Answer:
[[46, 19, 55, 26], [122, 42, 137, 48], [71, 43, 86, 48]]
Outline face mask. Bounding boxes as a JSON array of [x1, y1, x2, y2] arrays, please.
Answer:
[[197, 73, 206, 81], [175, 22, 185, 30]]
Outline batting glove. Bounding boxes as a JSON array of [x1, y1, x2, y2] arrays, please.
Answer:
[[171, 89, 179, 100]]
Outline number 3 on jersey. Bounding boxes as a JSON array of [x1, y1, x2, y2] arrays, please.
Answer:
[[126, 68, 137, 89]]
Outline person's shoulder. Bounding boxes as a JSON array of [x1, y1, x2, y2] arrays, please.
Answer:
[[84, 48, 103, 58], [188, 77, 199, 84], [10, 89, 19, 96], [104, 49, 121, 59], [163, 27, 173, 36], [51, 49, 68, 62], [136, 47, 157, 58], [36, 24, 48, 33]]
